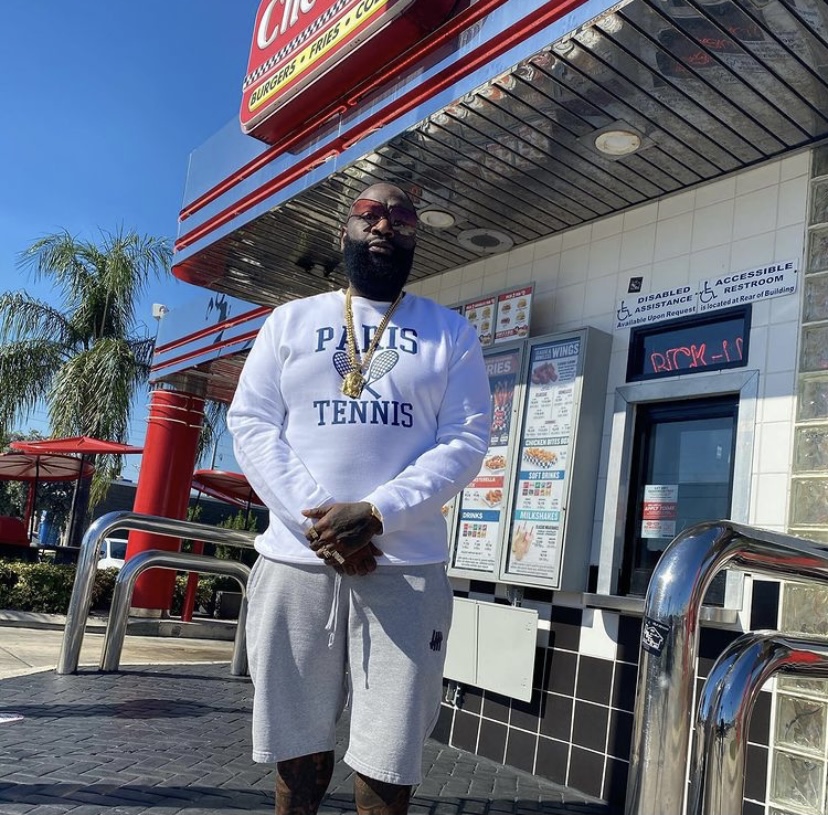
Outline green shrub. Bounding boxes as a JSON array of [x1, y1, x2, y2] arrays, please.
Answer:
[[0, 562, 119, 614], [0, 561, 237, 617], [170, 573, 217, 616], [91, 567, 119, 610]]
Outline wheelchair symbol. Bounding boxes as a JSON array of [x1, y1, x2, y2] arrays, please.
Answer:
[[699, 282, 716, 304]]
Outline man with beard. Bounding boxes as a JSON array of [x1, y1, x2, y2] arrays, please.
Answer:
[[227, 182, 491, 815]]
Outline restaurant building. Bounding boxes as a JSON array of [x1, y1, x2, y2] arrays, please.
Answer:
[[144, 0, 828, 811]]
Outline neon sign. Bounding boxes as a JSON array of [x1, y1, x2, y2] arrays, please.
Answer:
[[627, 307, 751, 381]]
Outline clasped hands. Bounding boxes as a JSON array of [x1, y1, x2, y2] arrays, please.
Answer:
[[302, 501, 383, 576]]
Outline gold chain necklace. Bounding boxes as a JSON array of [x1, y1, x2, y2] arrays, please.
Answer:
[[342, 287, 404, 398]]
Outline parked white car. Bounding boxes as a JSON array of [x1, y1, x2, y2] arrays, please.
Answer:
[[97, 537, 128, 570]]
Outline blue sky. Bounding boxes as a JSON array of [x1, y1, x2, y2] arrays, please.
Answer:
[[1, 2, 260, 475]]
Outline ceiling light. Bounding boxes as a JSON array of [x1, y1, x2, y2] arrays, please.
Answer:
[[457, 228, 514, 254], [419, 209, 456, 229], [594, 129, 642, 156]]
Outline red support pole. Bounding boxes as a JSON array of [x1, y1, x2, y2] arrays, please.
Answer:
[[180, 541, 204, 622], [127, 389, 204, 612]]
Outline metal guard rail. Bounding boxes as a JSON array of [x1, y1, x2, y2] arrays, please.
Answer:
[[689, 632, 828, 815], [58, 510, 257, 675], [626, 520, 828, 815], [101, 549, 251, 676]]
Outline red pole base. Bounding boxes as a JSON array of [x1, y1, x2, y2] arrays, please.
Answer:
[[180, 541, 205, 622]]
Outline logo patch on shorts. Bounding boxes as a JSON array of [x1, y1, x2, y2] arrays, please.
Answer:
[[429, 630, 443, 652]]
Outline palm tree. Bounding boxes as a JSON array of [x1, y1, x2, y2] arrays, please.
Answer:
[[0, 228, 172, 507]]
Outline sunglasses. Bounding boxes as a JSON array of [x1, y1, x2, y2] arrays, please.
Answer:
[[348, 199, 418, 236]]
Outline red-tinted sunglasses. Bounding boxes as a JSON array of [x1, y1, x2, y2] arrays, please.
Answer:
[[348, 199, 418, 236]]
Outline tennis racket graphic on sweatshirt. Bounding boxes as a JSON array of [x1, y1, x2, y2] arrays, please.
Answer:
[[333, 349, 399, 398]]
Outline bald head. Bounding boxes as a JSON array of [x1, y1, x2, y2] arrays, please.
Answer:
[[353, 182, 415, 212]]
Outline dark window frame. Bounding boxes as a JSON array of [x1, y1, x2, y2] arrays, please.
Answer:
[[626, 305, 751, 382], [619, 395, 739, 601]]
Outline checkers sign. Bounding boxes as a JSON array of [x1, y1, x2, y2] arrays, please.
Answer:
[[240, 0, 454, 143]]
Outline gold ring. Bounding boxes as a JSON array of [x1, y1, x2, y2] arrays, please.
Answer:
[[308, 527, 319, 543]]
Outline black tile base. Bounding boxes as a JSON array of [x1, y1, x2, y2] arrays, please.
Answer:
[[568, 746, 605, 799], [535, 737, 569, 785]]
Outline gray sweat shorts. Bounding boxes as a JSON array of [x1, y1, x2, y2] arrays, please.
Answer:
[[245, 556, 453, 785]]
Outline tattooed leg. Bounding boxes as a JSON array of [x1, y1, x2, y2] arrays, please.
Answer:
[[275, 751, 335, 815], [354, 773, 412, 815]]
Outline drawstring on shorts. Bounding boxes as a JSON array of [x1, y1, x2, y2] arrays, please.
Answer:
[[324, 572, 342, 648]]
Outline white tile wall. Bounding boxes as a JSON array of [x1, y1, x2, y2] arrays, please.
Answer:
[[760, 375, 797, 424], [748, 324, 769, 368], [753, 473, 791, 529], [562, 223, 592, 250], [649, 256, 690, 291], [623, 201, 658, 231], [653, 213, 693, 262], [462, 260, 486, 283], [736, 162, 781, 196], [734, 188, 779, 242], [409, 154, 809, 548], [767, 322, 800, 375], [780, 152, 810, 182], [696, 176, 736, 208], [591, 214, 624, 241], [587, 235, 622, 279], [691, 199, 735, 251], [757, 422, 794, 475], [778, 178, 809, 228], [776, 223, 808, 260], [657, 189, 696, 220], [689, 245, 730, 279], [619, 224, 656, 270], [459, 279, 484, 300], [730, 232, 777, 271]]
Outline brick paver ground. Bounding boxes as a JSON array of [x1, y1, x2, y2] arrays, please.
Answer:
[[0, 664, 613, 815]]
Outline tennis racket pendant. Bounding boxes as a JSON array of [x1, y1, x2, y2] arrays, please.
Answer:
[[342, 370, 365, 398]]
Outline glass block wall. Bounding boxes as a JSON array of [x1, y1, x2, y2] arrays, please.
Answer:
[[774, 145, 828, 814]]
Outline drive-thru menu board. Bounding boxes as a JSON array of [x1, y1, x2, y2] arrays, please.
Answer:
[[504, 337, 579, 582], [448, 328, 611, 590], [450, 343, 523, 574]]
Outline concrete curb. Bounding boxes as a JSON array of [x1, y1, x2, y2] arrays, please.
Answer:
[[0, 609, 239, 640]]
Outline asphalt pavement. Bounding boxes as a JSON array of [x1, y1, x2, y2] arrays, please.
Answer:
[[0, 620, 613, 815]]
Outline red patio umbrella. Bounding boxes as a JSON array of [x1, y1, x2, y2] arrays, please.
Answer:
[[191, 469, 264, 509], [10, 437, 143, 546], [182, 469, 264, 623], [0, 453, 95, 537], [11, 436, 143, 455]]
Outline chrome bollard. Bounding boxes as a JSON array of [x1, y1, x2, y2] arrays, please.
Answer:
[[58, 510, 256, 675], [101, 549, 250, 676], [689, 632, 828, 815], [626, 521, 828, 815]]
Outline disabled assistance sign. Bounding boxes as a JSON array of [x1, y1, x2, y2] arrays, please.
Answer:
[[615, 259, 798, 330]]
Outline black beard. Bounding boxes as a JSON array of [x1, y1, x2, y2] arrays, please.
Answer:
[[342, 236, 414, 300]]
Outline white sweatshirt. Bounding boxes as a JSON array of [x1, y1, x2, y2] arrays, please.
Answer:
[[227, 289, 491, 565]]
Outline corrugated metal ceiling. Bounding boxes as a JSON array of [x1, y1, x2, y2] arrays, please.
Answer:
[[162, 0, 828, 398], [177, 0, 828, 305]]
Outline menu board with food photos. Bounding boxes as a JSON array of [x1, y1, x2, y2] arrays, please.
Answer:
[[459, 284, 534, 348], [504, 337, 579, 581], [494, 286, 533, 343], [463, 296, 497, 347], [447, 328, 611, 591], [449, 343, 524, 576]]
